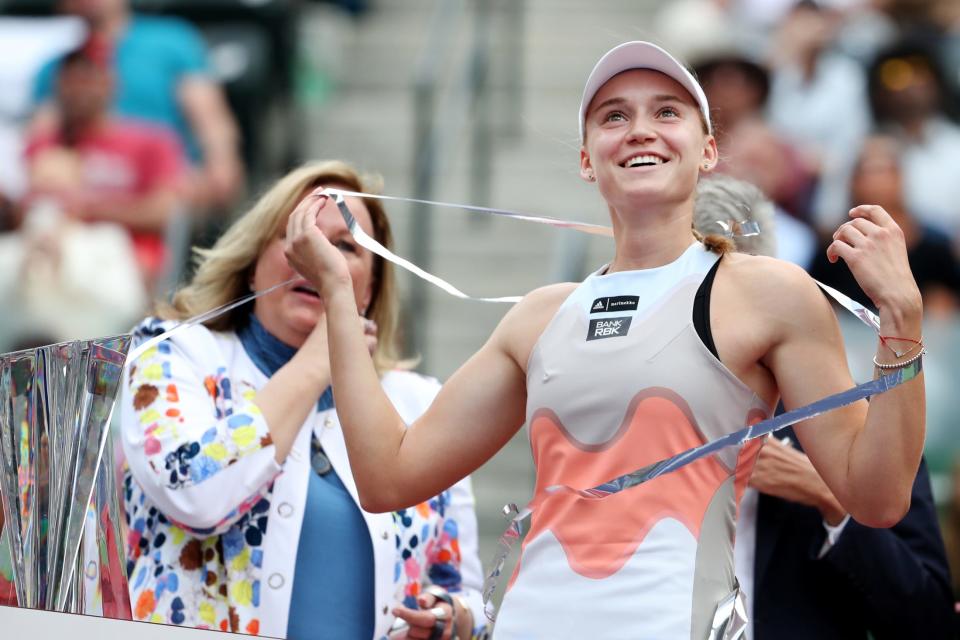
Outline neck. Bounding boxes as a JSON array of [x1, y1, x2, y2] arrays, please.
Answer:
[[606, 198, 697, 272], [251, 304, 308, 349], [265, 322, 308, 350], [90, 10, 128, 40], [887, 205, 918, 247], [241, 313, 300, 369], [901, 117, 928, 141], [62, 112, 106, 145], [800, 52, 818, 83]]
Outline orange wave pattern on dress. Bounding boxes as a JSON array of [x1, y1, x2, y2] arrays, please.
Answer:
[[514, 388, 751, 584]]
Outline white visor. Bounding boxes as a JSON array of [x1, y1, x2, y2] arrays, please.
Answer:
[[578, 41, 711, 140]]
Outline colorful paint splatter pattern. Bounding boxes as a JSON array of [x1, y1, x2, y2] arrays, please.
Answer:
[[123, 320, 486, 638]]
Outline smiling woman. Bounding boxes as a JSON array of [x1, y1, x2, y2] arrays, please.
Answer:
[[118, 161, 488, 639], [284, 41, 928, 639]]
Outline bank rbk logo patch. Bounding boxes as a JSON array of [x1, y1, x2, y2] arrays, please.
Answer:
[[587, 316, 633, 341], [590, 295, 639, 313]]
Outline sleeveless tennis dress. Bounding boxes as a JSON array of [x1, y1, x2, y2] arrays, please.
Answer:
[[493, 243, 769, 639]]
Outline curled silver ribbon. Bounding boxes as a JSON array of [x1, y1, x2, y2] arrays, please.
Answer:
[[327, 188, 761, 304], [702, 219, 761, 239], [132, 188, 767, 359], [122, 189, 636, 371], [327, 188, 615, 237]]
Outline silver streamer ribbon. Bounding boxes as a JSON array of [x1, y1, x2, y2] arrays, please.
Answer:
[[308, 189, 919, 629], [116, 187, 917, 627], [549, 356, 921, 501], [126, 278, 298, 364], [479, 280, 921, 623], [325, 188, 761, 304], [131, 188, 643, 351], [329, 191, 522, 304], [326, 188, 616, 237], [19, 186, 915, 628]]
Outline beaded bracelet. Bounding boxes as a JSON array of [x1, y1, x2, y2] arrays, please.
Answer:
[[873, 348, 926, 370]]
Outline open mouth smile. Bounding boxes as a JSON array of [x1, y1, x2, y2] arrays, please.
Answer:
[[291, 281, 321, 299], [620, 154, 667, 168]]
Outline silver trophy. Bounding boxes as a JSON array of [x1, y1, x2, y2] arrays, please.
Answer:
[[0, 335, 132, 618]]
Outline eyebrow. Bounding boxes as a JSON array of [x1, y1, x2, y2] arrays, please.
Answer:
[[652, 94, 689, 105], [589, 93, 693, 118], [589, 96, 627, 116]]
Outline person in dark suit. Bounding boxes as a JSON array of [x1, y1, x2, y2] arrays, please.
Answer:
[[747, 426, 954, 639]]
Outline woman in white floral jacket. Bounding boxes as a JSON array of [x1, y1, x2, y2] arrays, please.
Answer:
[[120, 161, 487, 639]]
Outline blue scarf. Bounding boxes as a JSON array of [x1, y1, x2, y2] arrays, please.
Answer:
[[237, 314, 334, 411]]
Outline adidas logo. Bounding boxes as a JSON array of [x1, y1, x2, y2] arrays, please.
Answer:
[[590, 295, 639, 314]]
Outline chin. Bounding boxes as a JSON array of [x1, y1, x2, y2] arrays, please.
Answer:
[[627, 176, 695, 203], [278, 307, 319, 335], [291, 314, 321, 334], [611, 184, 670, 208]]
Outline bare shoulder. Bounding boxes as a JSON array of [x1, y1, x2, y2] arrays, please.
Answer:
[[721, 253, 823, 303], [516, 281, 580, 312], [721, 252, 813, 288], [717, 252, 837, 338], [500, 281, 579, 335], [490, 281, 579, 370]]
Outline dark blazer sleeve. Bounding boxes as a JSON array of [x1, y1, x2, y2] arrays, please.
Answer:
[[754, 454, 956, 640], [818, 458, 955, 639]]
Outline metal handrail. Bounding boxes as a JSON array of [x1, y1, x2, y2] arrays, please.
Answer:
[[407, 0, 524, 365], [408, 0, 475, 364]]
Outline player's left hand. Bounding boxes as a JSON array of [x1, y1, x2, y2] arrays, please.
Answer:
[[826, 204, 922, 317]]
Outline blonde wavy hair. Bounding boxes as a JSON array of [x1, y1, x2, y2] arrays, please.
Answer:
[[159, 160, 408, 374]]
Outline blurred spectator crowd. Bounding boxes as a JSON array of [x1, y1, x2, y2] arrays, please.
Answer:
[[0, 0, 366, 350], [656, 0, 960, 307], [0, 0, 246, 348]]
